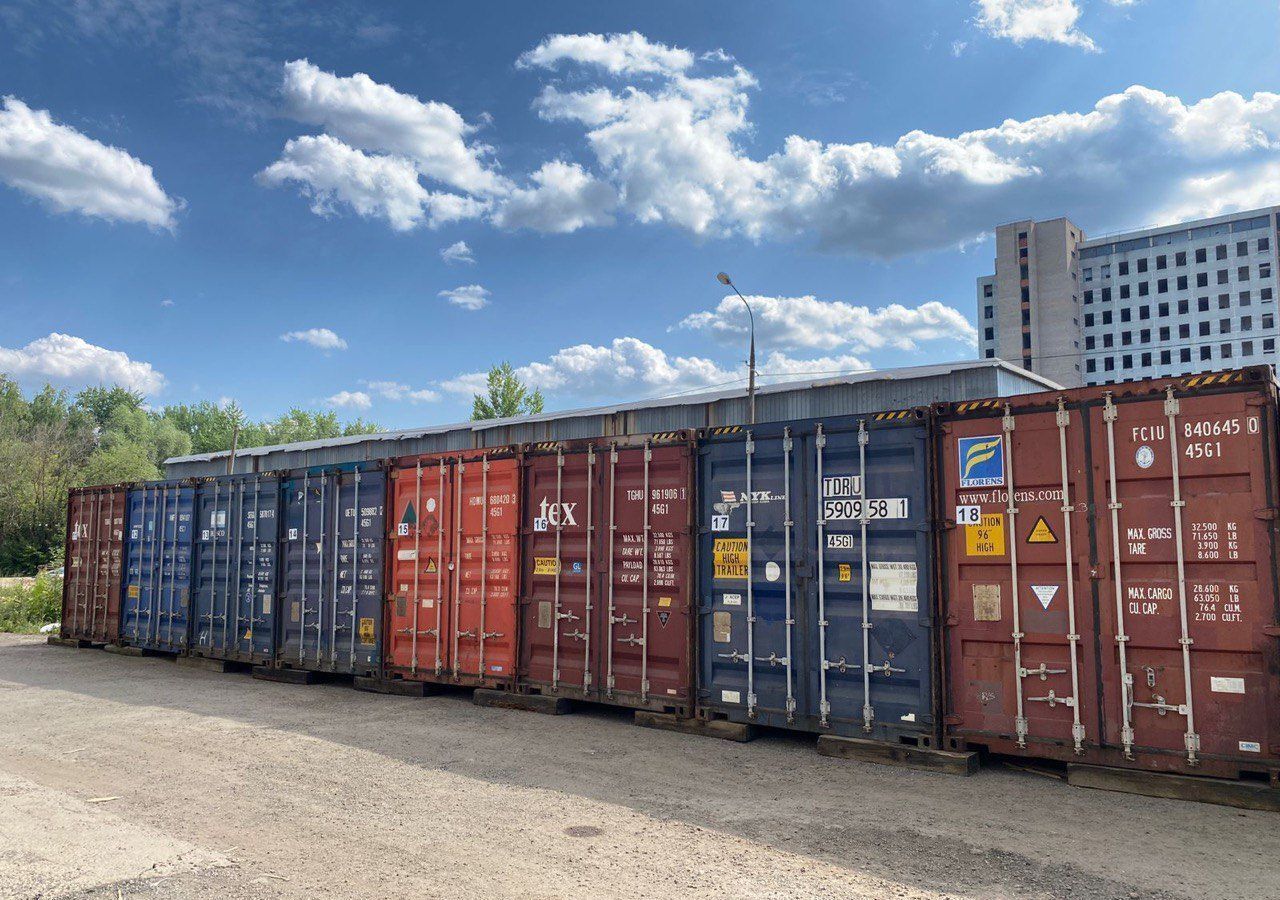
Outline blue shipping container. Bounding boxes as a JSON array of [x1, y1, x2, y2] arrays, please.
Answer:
[[276, 464, 385, 675], [698, 414, 937, 743], [191, 474, 281, 663], [122, 480, 196, 652]]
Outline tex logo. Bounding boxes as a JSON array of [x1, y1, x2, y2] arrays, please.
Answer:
[[958, 435, 1004, 488]]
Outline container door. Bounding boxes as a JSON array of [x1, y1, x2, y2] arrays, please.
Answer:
[[808, 420, 934, 739], [122, 487, 150, 646], [281, 472, 335, 667], [103, 488, 126, 645], [944, 404, 1095, 753], [699, 431, 800, 723], [1092, 388, 1280, 765], [194, 479, 233, 656], [342, 469, 384, 675], [63, 491, 92, 640], [240, 476, 279, 660], [157, 484, 194, 652], [451, 458, 519, 681], [521, 450, 595, 693], [387, 459, 453, 678]]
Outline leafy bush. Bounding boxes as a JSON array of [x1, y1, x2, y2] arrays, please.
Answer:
[[0, 573, 62, 633]]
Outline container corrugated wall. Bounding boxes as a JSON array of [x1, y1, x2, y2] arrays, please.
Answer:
[[61, 483, 129, 645], [518, 433, 696, 714], [122, 480, 196, 652], [383, 450, 521, 687], [276, 463, 385, 675], [190, 474, 281, 664], [699, 414, 938, 744], [937, 368, 1280, 780]]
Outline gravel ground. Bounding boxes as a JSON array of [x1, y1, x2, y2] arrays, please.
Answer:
[[1, 633, 1275, 900]]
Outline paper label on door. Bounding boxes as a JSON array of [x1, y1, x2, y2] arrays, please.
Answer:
[[1031, 584, 1058, 610], [1240, 740, 1261, 753], [538, 601, 553, 629], [1211, 676, 1246, 694], [722, 593, 742, 606], [721, 689, 741, 704], [397, 549, 417, 560], [965, 514, 1005, 556], [712, 610, 732, 643], [533, 557, 560, 576], [713, 538, 748, 580], [870, 561, 918, 611], [973, 584, 1001, 621], [358, 617, 375, 645]]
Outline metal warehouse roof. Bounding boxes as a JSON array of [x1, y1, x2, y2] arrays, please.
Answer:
[[164, 359, 1060, 477]]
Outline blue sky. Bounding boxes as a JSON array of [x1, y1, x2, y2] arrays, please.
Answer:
[[2, 0, 1279, 428]]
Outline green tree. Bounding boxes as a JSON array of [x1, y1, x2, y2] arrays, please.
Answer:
[[470, 363, 545, 421]]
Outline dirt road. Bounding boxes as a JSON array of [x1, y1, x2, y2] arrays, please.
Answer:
[[0, 634, 1274, 899]]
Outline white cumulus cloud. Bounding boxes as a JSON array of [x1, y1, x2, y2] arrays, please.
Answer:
[[361, 379, 439, 403], [677, 296, 977, 351], [0, 332, 165, 393], [280, 327, 348, 350], [973, 0, 1098, 51], [439, 284, 490, 310], [0, 96, 180, 228], [517, 32, 695, 76], [326, 390, 371, 410], [440, 240, 475, 264], [492, 160, 617, 233]]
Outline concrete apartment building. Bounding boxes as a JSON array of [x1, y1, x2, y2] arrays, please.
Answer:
[[977, 207, 1280, 387]]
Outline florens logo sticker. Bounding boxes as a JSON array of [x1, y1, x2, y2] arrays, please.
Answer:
[[958, 435, 1005, 488]]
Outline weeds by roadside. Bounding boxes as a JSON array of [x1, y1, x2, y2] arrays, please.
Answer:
[[0, 574, 61, 633]]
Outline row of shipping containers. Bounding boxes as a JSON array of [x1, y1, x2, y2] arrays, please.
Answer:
[[59, 368, 1280, 783]]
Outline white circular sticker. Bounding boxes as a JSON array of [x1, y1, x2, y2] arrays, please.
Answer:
[[1135, 445, 1155, 469], [426, 497, 437, 512], [765, 561, 781, 582]]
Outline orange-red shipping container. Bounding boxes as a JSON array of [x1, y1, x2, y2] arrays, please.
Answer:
[[60, 483, 130, 645], [383, 450, 521, 686], [936, 368, 1280, 781]]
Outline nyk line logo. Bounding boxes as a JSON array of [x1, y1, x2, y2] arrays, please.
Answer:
[[958, 435, 1004, 488]]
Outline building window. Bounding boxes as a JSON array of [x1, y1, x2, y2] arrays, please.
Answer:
[[1158, 302, 1169, 317], [1264, 314, 1275, 329], [984, 327, 994, 340], [1139, 306, 1150, 320], [1222, 343, 1233, 359], [1086, 359, 1096, 373], [1176, 251, 1187, 267], [1086, 335, 1096, 349], [1198, 297, 1210, 312], [1218, 269, 1229, 285], [1216, 244, 1228, 260], [1263, 287, 1274, 301], [1122, 354, 1133, 368], [1220, 294, 1231, 309], [1102, 264, 1111, 278], [1239, 266, 1251, 281], [984, 348, 994, 358], [1119, 261, 1130, 276], [1156, 255, 1167, 270], [1105, 358, 1115, 371], [1158, 278, 1168, 294], [1139, 282, 1150, 297], [1160, 349, 1172, 365], [1103, 310, 1114, 325], [1137, 258, 1149, 273], [1103, 333, 1114, 348], [1018, 231, 1027, 240], [1237, 241, 1249, 257], [1178, 299, 1189, 314], [1084, 313, 1094, 326], [1140, 328, 1151, 343], [1141, 352, 1152, 367], [1199, 322, 1211, 336], [1083, 289, 1093, 303], [1022, 333, 1031, 349], [1121, 308, 1132, 322], [1120, 284, 1131, 299], [1261, 263, 1272, 279], [1083, 267, 1093, 282], [1020, 264, 1029, 279], [1220, 318, 1232, 334], [1122, 331, 1133, 346], [1019, 247, 1028, 259], [1181, 348, 1192, 363], [1259, 238, 1270, 252], [1240, 291, 1251, 306], [1241, 315, 1252, 330], [1021, 310, 1030, 326], [1195, 248, 1207, 264], [1159, 326, 1170, 341], [1176, 275, 1188, 291], [1265, 338, 1276, 352], [1021, 286, 1030, 302], [1243, 340, 1254, 356], [1179, 323, 1190, 339], [1201, 345, 1212, 361], [983, 284, 993, 298], [1197, 273, 1208, 288]]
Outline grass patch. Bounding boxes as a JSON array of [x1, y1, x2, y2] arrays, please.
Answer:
[[0, 573, 62, 633]]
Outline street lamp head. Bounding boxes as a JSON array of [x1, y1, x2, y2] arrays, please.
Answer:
[[716, 272, 732, 286]]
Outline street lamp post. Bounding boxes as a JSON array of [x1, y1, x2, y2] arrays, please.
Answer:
[[716, 272, 756, 425]]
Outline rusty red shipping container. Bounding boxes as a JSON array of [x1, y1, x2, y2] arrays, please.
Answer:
[[60, 483, 130, 645], [936, 368, 1280, 781], [518, 433, 696, 714], [383, 449, 521, 686]]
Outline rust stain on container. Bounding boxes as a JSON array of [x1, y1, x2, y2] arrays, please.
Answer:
[[937, 367, 1280, 780], [61, 484, 130, 645]]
